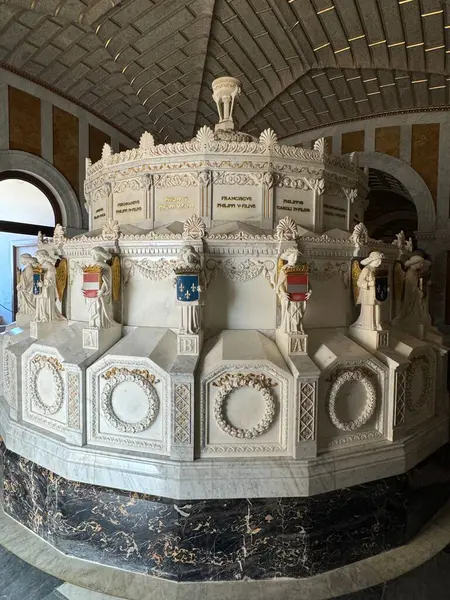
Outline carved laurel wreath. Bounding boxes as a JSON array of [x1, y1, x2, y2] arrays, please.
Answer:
[[30, 357, 64, 415], [406, 356, 432, 412], [101, 371, 159, 434], [213, 373, 276, 439], [327, 369, 377, 432]]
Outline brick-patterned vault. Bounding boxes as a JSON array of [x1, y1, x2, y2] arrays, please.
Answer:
[[1, 0, 450, 142]]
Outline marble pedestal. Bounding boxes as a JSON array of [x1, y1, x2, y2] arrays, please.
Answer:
[[2, 442, 450, 583]]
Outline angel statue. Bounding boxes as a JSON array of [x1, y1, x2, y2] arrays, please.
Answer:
[[83, 246, 116, 329], [174, 245, 204, 335], [276, 247, 311, 335], [16, 253, 38, 318], [34, 250, 65, 323], [393, 254, 432, 336], [352, 251, 385, 331]]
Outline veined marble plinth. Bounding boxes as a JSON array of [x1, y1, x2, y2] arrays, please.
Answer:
[[2, 442, 450, 582]]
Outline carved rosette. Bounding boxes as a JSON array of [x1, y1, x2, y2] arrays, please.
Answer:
[[101, 370, 159, 434], [29, 356, 64, 416], [213, 373, 276, 439], [327, 369, 377, 431]]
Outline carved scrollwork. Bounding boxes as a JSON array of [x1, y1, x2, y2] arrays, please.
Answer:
[[308, 261, 350, 287], [29, 355, 64, 416], [212, 171, 261, 186], [112, 178, 146, 194], [101, 370, 159, 434], [154, 172, 199, 188], [213, 373, 277, 439], [206, 258, 275, 283], [327, 369, 377, 431], [123, 258, 177, 283]]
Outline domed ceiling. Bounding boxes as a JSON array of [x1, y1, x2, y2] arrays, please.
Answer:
[[1, 0, 449, 143]]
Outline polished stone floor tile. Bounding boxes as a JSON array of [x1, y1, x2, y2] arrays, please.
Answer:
[[0, 544, 61, 600]]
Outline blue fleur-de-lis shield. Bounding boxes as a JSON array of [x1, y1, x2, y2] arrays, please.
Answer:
[[32, 271, 42, 295], [375, 271, 389, 302], [176, 274, 199, 303]]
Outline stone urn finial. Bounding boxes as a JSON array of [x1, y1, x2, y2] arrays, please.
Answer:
[[212, 76, 241, 132]]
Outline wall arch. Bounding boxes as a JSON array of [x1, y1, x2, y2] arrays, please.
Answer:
[[0, 150, 83, 231], [345, 151, 436, 232]]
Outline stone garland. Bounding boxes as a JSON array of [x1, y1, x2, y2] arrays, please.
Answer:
[[213, 374, 276, 439], [101, 371, 159, 434], [405, 356, 432, 413], [327, 369, 377, 432], [30, 357, 64, 416]]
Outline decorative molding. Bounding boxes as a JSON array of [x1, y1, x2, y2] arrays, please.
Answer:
[[182, 215, 207, 240], [154, 172, 199, 188], [139, 131, 155, 150], [101, 218, 120, 241], [102, 367, 160, 384], [212, 171, 261, 186], [3, 349, 16, 409], [213, 373, 276, 439], [29, 355, 64, 416], [395, 370, 407, 426], [89, 358, 169, 451], [259, 128, 278, 150], [406, 356, 433, 413], [205, 258, 275, 283], [112, 178, 146, 194], [327, 369, 377, 432], [308, 260, 350, 287], [67, 371, 81, 430], [275, 217, 298, 241], [298, 381, 316, 442], [201, 364, 288, 455], [101, 370, 159, 434], [123, 258, 177, 283], [173, 383, 191, 444]]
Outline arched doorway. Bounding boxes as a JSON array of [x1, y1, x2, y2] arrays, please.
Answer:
[[347, 151, 436, 233], [365, 169, 418, 244], [0, 174, 58, 326]]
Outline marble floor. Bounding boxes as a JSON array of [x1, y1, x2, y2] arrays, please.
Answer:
[[0, 544, 119, 599], [1, 540, 450, 600]]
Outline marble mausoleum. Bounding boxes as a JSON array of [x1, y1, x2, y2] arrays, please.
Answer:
[[0, 76, 448, 590]]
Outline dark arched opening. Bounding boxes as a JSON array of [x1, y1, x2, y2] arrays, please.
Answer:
[[365, 169, 418, 244]]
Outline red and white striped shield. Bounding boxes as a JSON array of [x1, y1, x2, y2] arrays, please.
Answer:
[[286, 270, 309, 302], [83, 268, 101, 298]]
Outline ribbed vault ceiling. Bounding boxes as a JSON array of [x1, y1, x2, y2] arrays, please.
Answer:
[[1, 0, 450, 142]]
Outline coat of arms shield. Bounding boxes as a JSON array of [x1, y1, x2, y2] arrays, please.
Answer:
[[285, 265, 309, 302], [375, 268, 389, 302], [176, 273, 200, 304], [83, 266, 102, 298], [32, 266, 43, 295]]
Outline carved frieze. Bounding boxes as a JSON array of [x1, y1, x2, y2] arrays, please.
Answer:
[[205, 258, 275, 283]]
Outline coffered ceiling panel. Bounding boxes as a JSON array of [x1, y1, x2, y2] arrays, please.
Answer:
[[1, 0, 450, 142]]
